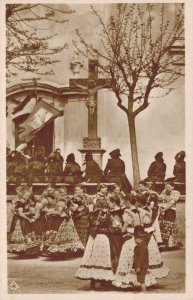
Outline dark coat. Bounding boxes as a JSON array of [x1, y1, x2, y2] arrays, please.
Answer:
[[64, 162, 83, 184], [84, 160, 104, 183], [173, 161, 185, 182], [147, 160, 166, 181], [104, 158, 132, 193], [28, 159, 47, 184]]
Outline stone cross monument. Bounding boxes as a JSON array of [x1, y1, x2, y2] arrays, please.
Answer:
[[69, 59, 110, 167]]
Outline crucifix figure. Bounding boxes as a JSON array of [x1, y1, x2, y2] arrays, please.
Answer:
[[70, 60, 110, 138]]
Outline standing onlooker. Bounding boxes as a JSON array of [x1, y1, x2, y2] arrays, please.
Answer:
[[159, 182, 183, 251], [104, 149, 132, 193]]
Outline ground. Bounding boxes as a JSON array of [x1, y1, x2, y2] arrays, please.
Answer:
[[7, 248, 185, 294]]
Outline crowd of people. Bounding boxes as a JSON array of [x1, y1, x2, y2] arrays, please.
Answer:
[[8, 177, 183, 292], [6, 145, 186, 190]]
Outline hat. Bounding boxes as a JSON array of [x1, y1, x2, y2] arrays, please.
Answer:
[[16, 143, 27, 153], [164, 180, 175, 187], [155, 152, 163, 160], [66, 153, 75, 163], [109, 149, 121, 158], [85, 152, 93, 161]]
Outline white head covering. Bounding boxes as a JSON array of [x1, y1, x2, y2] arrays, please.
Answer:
[[16, 143, 27, 153]]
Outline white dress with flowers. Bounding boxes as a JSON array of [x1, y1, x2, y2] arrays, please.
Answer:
[[139, 208, 169, 279], [113, 208, 156, 288], [113, 207, 168, 288], [75, 204, 115, 282]]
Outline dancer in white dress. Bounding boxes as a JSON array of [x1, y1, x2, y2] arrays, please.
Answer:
[[75, 184, 115, 289], [113, 194, 169, 289]]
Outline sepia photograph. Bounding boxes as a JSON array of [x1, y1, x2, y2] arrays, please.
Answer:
[[1, 0, 192, 297]]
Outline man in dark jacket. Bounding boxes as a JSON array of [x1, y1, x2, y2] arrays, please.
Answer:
[[104, 149, 132, 193]]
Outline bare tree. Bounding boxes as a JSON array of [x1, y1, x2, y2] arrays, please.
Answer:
[[6, 4, 74, 79], [73, 3, 184, 188]]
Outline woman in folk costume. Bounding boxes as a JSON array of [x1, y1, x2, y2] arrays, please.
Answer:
[[71, 193, 90, 247], [107, 195, 124, 274], [83, 152, 104, 183], [109, 183, 126, 208], [45, 198, 84, 258], [40, 188, 62, 254], [147, 193, 163, 244], [104, 149, 132, 193], [136, 195, 169, 278], [9, 186, 29, 240], [112, 194, 156, 288], [64, 153, 83, 185], [8, 190, 41, 257], [159, 182, 182, 251], [73, 184, 94, 207], [75, 183, 115, 289], [71, 184, 95, 245], [113, 194, 169, 289]]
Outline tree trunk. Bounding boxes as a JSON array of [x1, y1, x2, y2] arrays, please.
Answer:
[[127, 113, 140, 189]]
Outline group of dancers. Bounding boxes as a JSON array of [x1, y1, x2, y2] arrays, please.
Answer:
[[8, 178, 182, 291]]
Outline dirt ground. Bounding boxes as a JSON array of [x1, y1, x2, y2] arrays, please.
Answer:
[[7, 248, 185, 294]]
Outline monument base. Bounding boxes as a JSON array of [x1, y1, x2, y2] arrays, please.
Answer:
[[79, 148, 106, 168], [82, 137, 101, 149]]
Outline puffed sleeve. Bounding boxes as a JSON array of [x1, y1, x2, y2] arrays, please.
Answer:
[[170, 190, 180, 204], [123, 210, 134, 226], [139, 209, 151, 225]]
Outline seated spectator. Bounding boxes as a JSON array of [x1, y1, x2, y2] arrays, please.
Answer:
[[104, 149, 132, 193], [146, 152, 166, 183], [83, 152, 104, 183], [173, 151, 185, 183], [47, 150, 64, 184], [64, 153, 83, 185], [28, 146, 47, 185], [13, 151, 29, 186]]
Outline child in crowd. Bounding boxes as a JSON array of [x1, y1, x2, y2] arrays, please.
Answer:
[[133, 225, 152, 292]]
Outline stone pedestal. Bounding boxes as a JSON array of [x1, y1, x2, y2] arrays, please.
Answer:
[[79, 137, 106, 168]]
